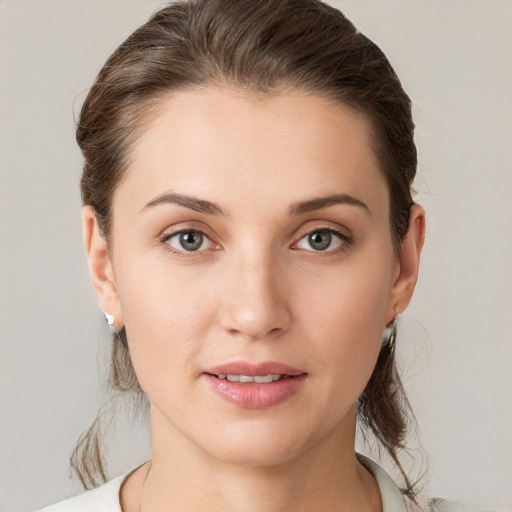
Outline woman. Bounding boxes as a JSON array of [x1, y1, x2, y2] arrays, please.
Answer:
[[35, 0, 490, 511]]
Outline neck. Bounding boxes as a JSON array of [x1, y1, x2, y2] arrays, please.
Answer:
[[134, 405, 382, 512]]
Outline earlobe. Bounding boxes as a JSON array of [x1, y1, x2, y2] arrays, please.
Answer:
[[82, 206, 123, 328], [387, 205, 426, 320]]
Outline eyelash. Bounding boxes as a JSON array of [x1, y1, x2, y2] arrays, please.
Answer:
[[159, 226, 352, 256]]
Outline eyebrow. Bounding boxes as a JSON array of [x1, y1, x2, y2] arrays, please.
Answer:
[[289, 193, 370, 215], [142, 191, 225, 215], [142, 191, 369, 216]]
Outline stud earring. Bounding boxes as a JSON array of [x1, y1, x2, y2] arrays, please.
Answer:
[[104, 312, 115, 326]]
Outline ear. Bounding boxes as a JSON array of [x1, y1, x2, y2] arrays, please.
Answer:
[[387, 205, 426, 321], [82, 206, 123, 328]]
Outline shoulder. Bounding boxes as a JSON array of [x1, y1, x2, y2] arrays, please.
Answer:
[[404, 487, 503, 512], [357, 453, 502, 512], [35, 474, 125, 512], [426, 497, 505, 512]]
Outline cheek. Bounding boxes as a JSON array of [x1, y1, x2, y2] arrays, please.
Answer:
[[299, 258, 392, 341], [113, 255, 219, 390], [296, 257, 393, 388]]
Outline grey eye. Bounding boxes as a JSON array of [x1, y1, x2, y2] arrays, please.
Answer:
[[166, 231, 211, 252], [180, 232, 203, 251], [296, 229, 343, 252], [308, 231, 332, 251]]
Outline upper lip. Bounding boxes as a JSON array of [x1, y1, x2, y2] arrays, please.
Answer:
[[205, 361, 305, 377]]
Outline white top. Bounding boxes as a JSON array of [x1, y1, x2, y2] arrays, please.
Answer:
[[36, 455, 495, 512]]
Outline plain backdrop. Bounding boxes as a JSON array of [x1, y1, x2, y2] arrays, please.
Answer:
[[1, 1, 511, 511]]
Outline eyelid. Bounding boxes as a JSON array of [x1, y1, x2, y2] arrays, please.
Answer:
[[158, 220, 218, 240], [292, 220, 351, 239]]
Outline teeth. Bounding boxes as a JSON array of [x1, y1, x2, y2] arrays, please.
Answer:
[[254, 375, 275, 383], [218, 374, 283, 383]]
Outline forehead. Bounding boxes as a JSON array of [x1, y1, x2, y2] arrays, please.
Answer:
[[117, 87, 388, 216]]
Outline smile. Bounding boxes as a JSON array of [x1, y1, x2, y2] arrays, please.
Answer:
[[204, 362, 307, 409], [214, 374, 287, 383]]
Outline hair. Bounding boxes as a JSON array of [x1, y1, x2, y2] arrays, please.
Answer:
[[72, 0, 418, 496]]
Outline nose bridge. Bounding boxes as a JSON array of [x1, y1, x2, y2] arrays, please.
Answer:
[[219, 242, 291, 340]]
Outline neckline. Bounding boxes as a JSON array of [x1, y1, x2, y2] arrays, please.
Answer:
[[114, 454, 408, 512], [357, 454, 409, 512]]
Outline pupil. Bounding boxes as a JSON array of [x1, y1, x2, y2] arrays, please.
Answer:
[[309, 231, 331, 251], [180, 232, 202, 251]]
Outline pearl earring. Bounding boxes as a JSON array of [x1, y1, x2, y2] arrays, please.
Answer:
[[104, 312, 115, 326]]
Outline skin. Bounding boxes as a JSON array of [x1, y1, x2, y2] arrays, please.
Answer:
[[83, 87, 425, 512]]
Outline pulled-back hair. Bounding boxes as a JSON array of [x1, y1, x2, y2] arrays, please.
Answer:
[[73, 0, 418, 495]]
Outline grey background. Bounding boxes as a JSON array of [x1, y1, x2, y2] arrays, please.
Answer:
[[1, 1, 511, 511]]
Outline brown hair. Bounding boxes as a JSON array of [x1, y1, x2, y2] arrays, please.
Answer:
[[73, 0, 418, 495]]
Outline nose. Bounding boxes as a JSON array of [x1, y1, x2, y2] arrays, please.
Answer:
[[219, 251, 292, 341]]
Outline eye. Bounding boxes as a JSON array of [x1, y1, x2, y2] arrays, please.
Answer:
[[164, 230, 212, 252], [295, 229, 345, 252]]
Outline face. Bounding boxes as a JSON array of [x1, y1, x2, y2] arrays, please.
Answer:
[[85, 87, 423, 467]]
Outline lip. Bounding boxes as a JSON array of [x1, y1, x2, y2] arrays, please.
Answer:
[[203, 361, 307, 409], [205, 361, 305, 377]]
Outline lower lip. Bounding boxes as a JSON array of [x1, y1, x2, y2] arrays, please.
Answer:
[[204, 374, 307, 409]]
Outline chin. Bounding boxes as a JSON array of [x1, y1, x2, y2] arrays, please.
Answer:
[[198, 419, 327, 468], [208, 439, 305, 467]]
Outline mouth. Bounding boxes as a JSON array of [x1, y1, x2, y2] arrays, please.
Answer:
[[208, 373, 295, 384], [203, 362, 307, 409], [204, 361, 306, 381]]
